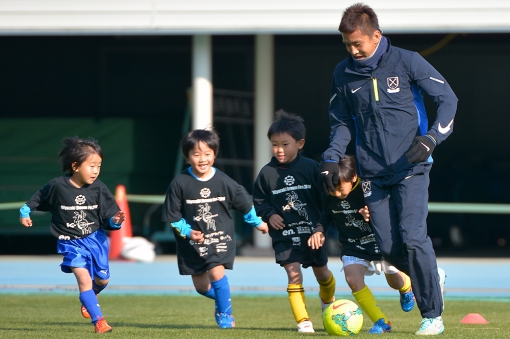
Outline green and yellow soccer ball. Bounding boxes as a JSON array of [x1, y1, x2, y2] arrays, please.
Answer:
[[323, 299, 363, 336]]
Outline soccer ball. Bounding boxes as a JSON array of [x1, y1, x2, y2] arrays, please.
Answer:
[[323, 299, 363, 336]]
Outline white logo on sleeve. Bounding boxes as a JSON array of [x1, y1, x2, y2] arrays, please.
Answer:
[[351, 87, 362, 93], [438, 119, 454, 134]]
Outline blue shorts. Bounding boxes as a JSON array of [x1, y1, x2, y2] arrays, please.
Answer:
[[57, 228, 110, 280]]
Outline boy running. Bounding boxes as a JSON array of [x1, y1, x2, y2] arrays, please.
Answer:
[[308, 155, 415, 334], [253, 109, 336, 333], [162, 129, 268, 329]]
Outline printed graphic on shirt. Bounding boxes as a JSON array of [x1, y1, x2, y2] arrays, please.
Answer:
[[194, 203, 218, 231], [283, 191, 309, 220], [292, 237, 301, 246], [332, 200, 371, 232], [284, 175, 295, 185], [66, 210, 94, 235], [61, 195, 97, 236]]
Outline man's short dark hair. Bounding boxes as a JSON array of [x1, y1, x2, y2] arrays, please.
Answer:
[[339, 3, 380, 36]]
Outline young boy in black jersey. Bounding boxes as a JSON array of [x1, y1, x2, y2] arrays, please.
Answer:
[[162, 129, 268, 329], [19, 136, 126, 333], [308, 155, 415, 334], [253, 110, 336, 333]]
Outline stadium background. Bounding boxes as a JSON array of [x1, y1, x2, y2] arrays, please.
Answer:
[[1, 1, 509, 256]]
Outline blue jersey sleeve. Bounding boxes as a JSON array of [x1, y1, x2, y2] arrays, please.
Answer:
[[243, 206, 262, 228], [20, 204, 31, 218], [171, 218, 192, 238]]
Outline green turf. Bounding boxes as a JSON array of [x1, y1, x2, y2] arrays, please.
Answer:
[[0, 294, 507, 338]]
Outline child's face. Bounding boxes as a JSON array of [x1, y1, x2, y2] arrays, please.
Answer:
[[330, 175, 357, 199], [270, 132, 304, 164], [70, 153, 102, 187], [186, 141, 216, 179]]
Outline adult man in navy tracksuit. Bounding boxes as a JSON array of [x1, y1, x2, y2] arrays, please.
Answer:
[[320, 4, 457, 336]]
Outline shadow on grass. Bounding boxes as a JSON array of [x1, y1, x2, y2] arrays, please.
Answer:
[[102, 321, 326, 332]]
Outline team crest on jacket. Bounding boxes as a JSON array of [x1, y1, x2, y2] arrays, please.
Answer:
[[387, 76, 400, 93], [362, 181, 372, 198]]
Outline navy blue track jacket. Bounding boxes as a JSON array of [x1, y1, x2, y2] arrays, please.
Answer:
[[323, 40, 458, 178]]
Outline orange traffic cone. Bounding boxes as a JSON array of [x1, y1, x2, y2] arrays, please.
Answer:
[[109, 184, 133, 260], [460, 313, 489, 324]]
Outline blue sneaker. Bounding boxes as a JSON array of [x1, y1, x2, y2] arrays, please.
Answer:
[[217, 313, 235, 329], [368, 318, 392, 334], [415, 316, 444, 335], [400, 289, 415, 312]]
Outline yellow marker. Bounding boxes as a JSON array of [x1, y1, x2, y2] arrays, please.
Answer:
[[372, 78, 379, 102]]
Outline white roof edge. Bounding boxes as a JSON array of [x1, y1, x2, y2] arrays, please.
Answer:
[[0, 1, 509, 35]]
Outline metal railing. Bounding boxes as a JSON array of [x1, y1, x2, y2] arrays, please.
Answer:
[[3, 198, 510, 214]]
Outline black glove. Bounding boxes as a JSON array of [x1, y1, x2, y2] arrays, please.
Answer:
[[405, 135, 436, 164], [319, 160, 339, 193]]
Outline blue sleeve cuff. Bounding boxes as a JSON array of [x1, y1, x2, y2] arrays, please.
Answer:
[[171, 218, 192, 238], [20, 204, 31, 218], [323, 159, 337, 163], [109, 217, 122, 230], [244, 206, 262, 228]]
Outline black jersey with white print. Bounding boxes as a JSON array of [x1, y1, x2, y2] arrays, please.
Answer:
[[25, 175, 120, 240], [318, 179, 382, 261], [162, 168, 253, 275], [253, 154, 325, 265]]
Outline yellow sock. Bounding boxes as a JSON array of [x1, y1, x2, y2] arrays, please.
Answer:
[[317, 270, 336, 303], [287, 284, 309, 323], [352, 285, 386, 323], [398, 273, 412, 294]]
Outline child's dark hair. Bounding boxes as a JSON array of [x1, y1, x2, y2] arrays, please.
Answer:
[[338, 155, 358, 182], [267, 109, 306, 141], [59, 137, 103, 174], [181, 129, 220, 158]]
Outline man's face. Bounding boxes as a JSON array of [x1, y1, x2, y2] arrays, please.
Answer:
[[341, 29, 381, 60]]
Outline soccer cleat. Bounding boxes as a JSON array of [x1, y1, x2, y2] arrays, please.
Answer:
[[217, 313, 235, 329], [81, 305, 91, 318], [297, 320, 315, 333], [81, 294, 98, 319], [415, 316, 444, 335], [94, 317, 113, 333], [368, 318, 392, 334], [438, 267, 446, 313], [400, 289, 415, 312], [214, 303, 220, 324], [321, 296, 335, 313]]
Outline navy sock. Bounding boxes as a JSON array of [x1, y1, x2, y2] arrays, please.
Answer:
[[211, 276, 232, 315], [92, 281, 107, 295], [79, 290, 103, 323]]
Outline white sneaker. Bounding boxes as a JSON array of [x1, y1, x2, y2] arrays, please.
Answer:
[[297, 320, 315, 333], [320, 296, 335, 312], [415, 316, 444, 335], [438, 267, 446, 312]]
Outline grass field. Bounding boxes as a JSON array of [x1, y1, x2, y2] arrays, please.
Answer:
[[0, 294, 507, 338]]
